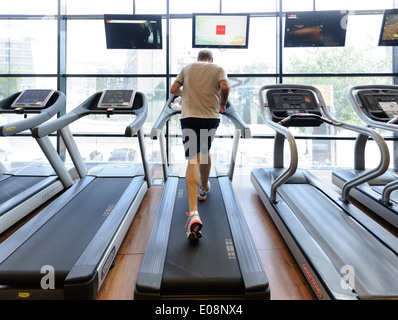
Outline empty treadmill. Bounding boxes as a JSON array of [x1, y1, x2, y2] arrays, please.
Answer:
[[0, 89, 70, 234], [135, 95, 269, 299], [250, 84, 398, 299], [333, 85, 398, 228], [0, 90, 151, 299]]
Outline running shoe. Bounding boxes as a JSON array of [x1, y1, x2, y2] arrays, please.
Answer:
[[198, 181, 210, 200], [185, 211, 202, 240]]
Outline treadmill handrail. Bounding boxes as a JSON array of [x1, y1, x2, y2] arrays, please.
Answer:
[[258, 88, 299, 203], [348, 84, 398, 203], [32, 91, 150, 183], [125, 93, 148, 137], [150, 94, 251, 140], [321, 85, 390, 201], [0, 91, 65, 136], [150, 95, 180, 140], [259, 84, 390, 202], [32, 91, 147, 138], [278, 113, 342, 127], [151, 95, 251, 181]]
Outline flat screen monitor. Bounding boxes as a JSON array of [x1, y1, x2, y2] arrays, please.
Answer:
[[379, 9, 398, 46], [97, 90, 136, 109], [104, 14, 162, 49], [284, 10, 348, 47], [192, 13, 250, 49], [11, 89, 55, 108]]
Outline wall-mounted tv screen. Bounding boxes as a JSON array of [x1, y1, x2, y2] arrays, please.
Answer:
[[284, 10, 348, 47], [379, 9, 398, 46], [192, 13, 250, 49], [104, 14, 162, 49]]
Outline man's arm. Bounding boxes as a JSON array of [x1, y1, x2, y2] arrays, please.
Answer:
[[170, 81, 183, 96], [219, 80, 230, 113]]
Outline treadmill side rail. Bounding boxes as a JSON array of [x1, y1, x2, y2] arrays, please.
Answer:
[[219, 176, 270, 299], [134, 176, 179, 299]]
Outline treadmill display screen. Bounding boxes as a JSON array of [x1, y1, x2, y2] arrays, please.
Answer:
[[97, 90, 136, 109], [11, 89, 54, 108], [379, 100, 398, 112], [266, 89, 322, 126], [358, 90, 398, 120], [269, 92, 317, 111]]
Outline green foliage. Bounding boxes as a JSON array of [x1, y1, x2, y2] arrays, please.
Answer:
[[285, 45, 391, 125]]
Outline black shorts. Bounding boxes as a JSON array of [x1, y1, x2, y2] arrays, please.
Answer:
[[180, 117, 220, 159]]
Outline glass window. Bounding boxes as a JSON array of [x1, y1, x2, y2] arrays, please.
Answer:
[[227, 77, 276, 126], [65, 0, 133, 15], [66, 77, 166, 133], [170, 17, 276, 75], [1, 136, 58, 170], [169, 18, 195, 74], [282, 76, 394, 127], [68, 136, 142, 165], [221, 0, 277, 13], [135, 0, 166, 14], [315, 0, 394, 10], [283, 0, 313, 12], [0, 76, 58, 166], [0, 19, 57, 74], [283, 13, 392, 74], [66, 19, 166, 75], [169, 0, 219, 14], [1, 0, 58, 15], [0, 77, 57, 100]]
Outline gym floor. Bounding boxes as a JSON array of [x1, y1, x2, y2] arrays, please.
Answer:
[[1, 165, 396, 300]]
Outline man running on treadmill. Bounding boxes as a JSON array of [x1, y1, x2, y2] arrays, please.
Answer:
[[170, 50, 230, 240]]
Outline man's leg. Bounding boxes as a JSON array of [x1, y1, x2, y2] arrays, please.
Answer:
[[185, 153, 203, 239], [186, 153, 201, 212], [199, 153, 211, 192]]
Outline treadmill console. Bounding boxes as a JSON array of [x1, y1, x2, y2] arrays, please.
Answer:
[[266, 89, 322, 126], [357, 90, 398, 122], [11, 89, 55, 109], [97, 90, 136, 109]]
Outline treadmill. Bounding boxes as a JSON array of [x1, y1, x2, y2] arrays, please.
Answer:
[[333, 85, 398, 228], [0, 89, 70, 234], [135, 95, 270, 299], [250, 84, 398, 300], [0, 89, 151, 299]]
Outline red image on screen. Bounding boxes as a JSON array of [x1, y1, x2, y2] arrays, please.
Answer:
[[216, 25, 226, 35]]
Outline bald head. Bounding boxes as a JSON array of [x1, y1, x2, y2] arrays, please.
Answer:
[[197, 50, 213, 62]]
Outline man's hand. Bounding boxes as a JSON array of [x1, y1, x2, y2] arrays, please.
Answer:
[[170, 81, 182, 96], [219, 80, 230, 114]]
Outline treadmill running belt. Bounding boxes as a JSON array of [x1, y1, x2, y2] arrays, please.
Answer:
[[0, 177, 133, 286], [161, 177, 244, 295], [0, 176, 45, 203]]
